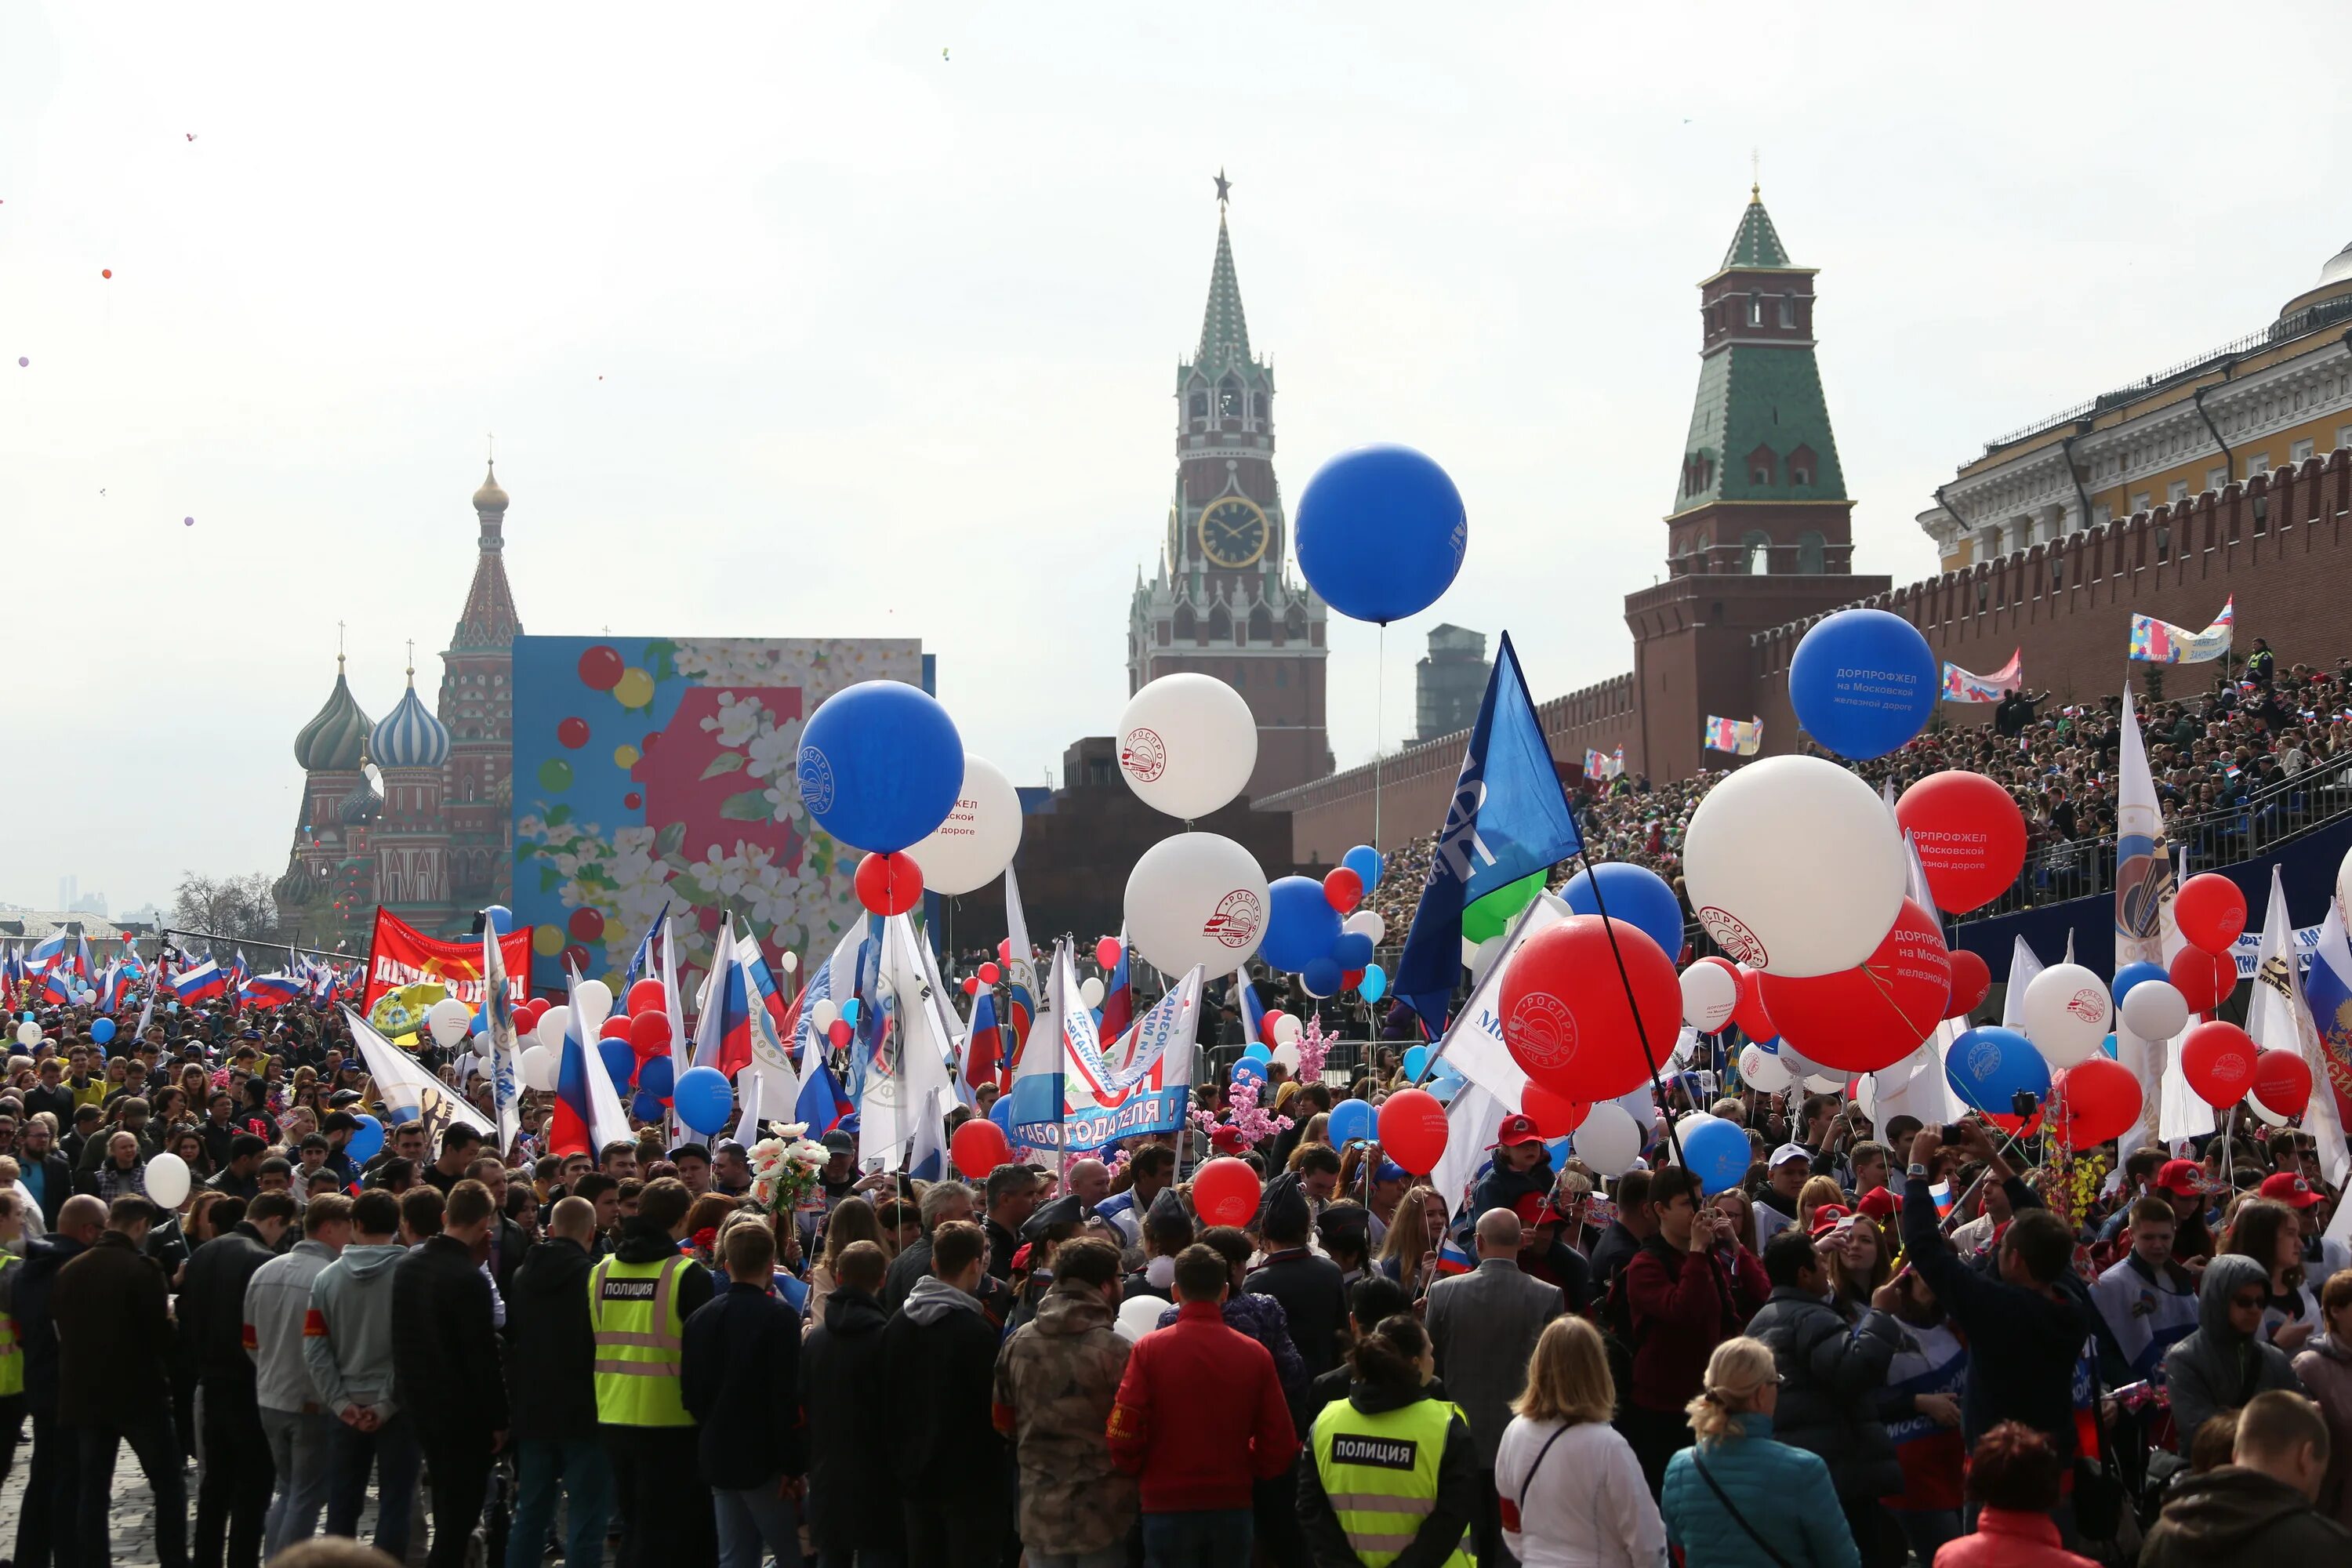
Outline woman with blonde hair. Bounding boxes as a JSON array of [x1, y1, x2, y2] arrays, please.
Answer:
[[804, 1195, 884, 1333], [1494, 1316, 1665, 1566], [1795, 1174, 1847, 1237], [1374, 1184, 1450, 1300], [1663, 1337, 1859, 1566]]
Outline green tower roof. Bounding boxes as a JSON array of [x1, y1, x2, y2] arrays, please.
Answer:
[[1721, 187, 1791, 270], [294, 659, 373, 772], [1196, 211, 1252, 370]]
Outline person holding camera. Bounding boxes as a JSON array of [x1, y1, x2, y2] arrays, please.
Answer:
[[1614, 1166, 1750, 1498]]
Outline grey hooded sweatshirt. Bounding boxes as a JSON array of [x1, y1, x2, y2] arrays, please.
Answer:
[[2161, 1253, 2301, 1452], [301, 1241, 408, 1421]]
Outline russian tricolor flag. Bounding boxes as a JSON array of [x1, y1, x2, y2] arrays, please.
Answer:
[[964, 989, 1003, 1091], [26, 931, 64, 976], [1234, 968, 1265, 1047], [1434, 1236, 1476, 1277], [173, 957, 227, 1004], [1098, 932, 1133, 1044], [41, 966, 74, 1007], [228, 950, 252, 992], [98, 963, 131, 1013], [241, 972, 305, 1009], [74, 933, 93, 982]]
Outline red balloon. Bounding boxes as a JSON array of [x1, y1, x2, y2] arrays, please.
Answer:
[[1497, 917, 1682, 1102], [1323, 867, 1363, 913], [1759, 899, 1950, 1073], [1893, 771, 2028, 914], [626, 978, 666, 1015], [578, 645, 624, 691], [962, 976, 981, 996], [950, 1118, 1012, 1179], [1945, 949, 1992, 1020], [2050, 1058, 2142, 1150], [978, 962, 1001, 986], [627, 1011, 672, 1058], [1342, 968, 1365, 991], [568, 907, 604, 942], [2182, 1020, 2258, 1108], [598, 1014, 632, 1040], [1192, 1156, 1263, 1227], [828, 1018, 854, 1048], [2254, 1048, 2314, 1117], [2176, 873, 2249, 956], [1094, 937, 1123, 971], [557, 717, 590, 750], [997, 938, 1013, 964], [517, 998, 547, 1028], [1521, 1083, 1591, 1137], [1377, 1088, 1450, 1174], [855, 851, 925, 916], [1732, 967, 1777, 1042], [2170, 946, 2238, 1013]]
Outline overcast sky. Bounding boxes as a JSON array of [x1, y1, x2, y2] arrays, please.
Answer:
[[5, 2, 2348, 913]]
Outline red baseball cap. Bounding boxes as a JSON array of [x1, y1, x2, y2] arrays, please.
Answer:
[[1512, 1192, 1550, 1226], [2153, 1159, 2209, 1199], [1857, 1187, 1900, 1221], [1209, 1126, 1249, 1155], [2259, 1171, 2322, 1210], [1808, 1204, 1855, 1238], [1493, 1113, 1544, 1149]]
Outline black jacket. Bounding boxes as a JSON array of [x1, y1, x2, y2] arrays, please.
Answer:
[[1297, 1381, 1478, 1568], [2142, 1465, 2351, 1564], [13, 1232, 86, 1416], [802, 1286, 904, 1553], [486, 1215, 528, 1307], [53, 1230, 174, 1426], [1246, 1247, 1352, 1406], [390, 1232, 508, 1439], [880, 1276, 1005, 1496], [683, 1281, 804, 1488], [22, 1082, 75, 1131], [176, 1221, 281, 1386], [1741, 1286, 1905, 1499], [504, 1236, 600, 1441], [880, 1232, 933, 1312], [1587, 1220, 1642, 1292], [985, 1216, 1019, 1281]]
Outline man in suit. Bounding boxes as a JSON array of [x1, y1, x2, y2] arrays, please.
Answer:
[[1425, 1206, 1564, 1568]]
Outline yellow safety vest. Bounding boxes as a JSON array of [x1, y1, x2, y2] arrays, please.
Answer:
[[0, 1254, 20, 1401], [586, 1252, 693, 1428], [1310, 1393, 1474, 1568]]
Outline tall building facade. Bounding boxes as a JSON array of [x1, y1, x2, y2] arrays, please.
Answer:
[[1127, 185, 1334, 800], [274, 466, 521, 945], [1414, 625, 1490, 741]]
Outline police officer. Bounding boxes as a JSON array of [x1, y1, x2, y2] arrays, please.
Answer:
[[588, 1175, 714, 1568], [1298, 1310, 1479, 1568]]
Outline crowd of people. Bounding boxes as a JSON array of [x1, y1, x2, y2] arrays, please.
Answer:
[[5, 978, 2352, 1568]]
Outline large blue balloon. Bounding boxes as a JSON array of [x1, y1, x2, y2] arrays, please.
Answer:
[[2111, 961, 2169, 1007], [1294, 444, 1468, 625], [1301, 956, 1344, 998], [990, 1092, 1018, 1136], [1261, 876, 1344, 972], [1682, 1118, 1751, 1196], [794, 680, 964, 853], [630, 1091, 665, 1123], [484, 904, 514, 935], [1944, 1026, 2051, 1114], [1231, 1056, 1268, 1088], [638, 1054, 676, 1100], [1327, 1098, 1375, 1146], [1342, 844, 1384, 889], [1242, 1040, 1272, 1064], [673, 1065, 734, 1134], [90, 1016, 117, 1045], [1402, 1044, 1431, 1080], [1560, 863, 1686, 960], [599, 1038, 638, 1091], [346, 1113, 385, 1163], [1330, 931, 1376, 971], [1788, 608, 1939, 760]]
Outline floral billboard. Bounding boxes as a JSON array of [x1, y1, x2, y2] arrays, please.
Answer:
[[510, 635, 933, 994]]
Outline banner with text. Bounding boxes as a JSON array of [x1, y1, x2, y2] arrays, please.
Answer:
[[362, 908, 534, 1019]]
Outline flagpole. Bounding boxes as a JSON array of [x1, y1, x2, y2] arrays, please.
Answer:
[[1566, 799, 1686, 1168]]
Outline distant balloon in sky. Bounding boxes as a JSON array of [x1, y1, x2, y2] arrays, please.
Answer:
[[183, 517, 194, 527], [15, 358, 24, 368], [101, 269, 111, 279]]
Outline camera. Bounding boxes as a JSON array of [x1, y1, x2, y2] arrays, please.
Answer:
[[2011, 1089, 2040, 1120]]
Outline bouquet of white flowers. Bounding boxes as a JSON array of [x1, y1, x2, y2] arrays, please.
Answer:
[[747, 1123, 831, 1215]]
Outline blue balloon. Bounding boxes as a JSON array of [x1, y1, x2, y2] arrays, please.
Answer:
[[1560, 862, 1686, 960], [1262, 876, 1345, 973], [1342, 844, 1384, 889], [630, 1091, 665, 1123], [638, 1054, 676, 1100], [2111, 961, 2169, 1007], [599, 1037, 638, 1090], [1231, 1056, 1268, 1088], [1788, 608, 1940, 760], [1330, 931, 1375, 971], [1327, 1099, 1376, 1146], [484, 904, 514, 935], [90, 1016, 116, 1044], [1294, 444, 1468, 625], [1243, 1041, 1272, 1063], [1425, 1062, 1465, 1104], [1682, 1118, 1751, 1196], [468, 1009, 488, 1037], [1359, 963, 1387, 1004], [346, 1113, 384, 1163], [1402, 1044, 1431, 1080], [1944, 1026, 2051, 1114], [673, 1065, 734, 1134], [2101, 1033, 2118, 1059], [840, 998, 862, 1027], [1301, 956, 1344, 998], [990, 1093, 1017, 1135], [794, 679, 965, 853]]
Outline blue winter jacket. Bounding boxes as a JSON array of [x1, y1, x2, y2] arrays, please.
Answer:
[[1661, 1411, 1861, 1568]]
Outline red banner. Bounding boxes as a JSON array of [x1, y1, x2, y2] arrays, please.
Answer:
[[362, 909, 534, 1017]]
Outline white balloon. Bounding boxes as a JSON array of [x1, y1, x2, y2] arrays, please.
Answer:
[[1680, 962, 1738, 1033], [1116, 673, 1259, 819], [535, 1007, 572, 1053], [2023, 963, 2112, 1067], [780, 950, 800, 973], [811, 1000, 839, 1031], [1343, 909, 1387, 944], [144, 1151, 192, 1210], [1777, 1040, 1826, 1081], [1079, 977, 1105, 1010], [426, 997, 473, 1047], [2248, 1086, 2291, 1127], [519, 1044, 557, 1092], [905, 754, 1024, 895], [1123, 832, 1269, 975], [1270, 1042, 1301, 1071], [1683, 756, 1907, 978], [2119, 978, 2189, 1041], [14, 1020, 38, 1048], [1460, 935, 1481, 970], [1856, 1071, 1878, 1122], [573, 979, 615, 1037], [1741, 1044, 1793, 1092], [1116, 1294, 1168, 1343], [1468, 935, 1506, 989], [1569, 1102, 1644, 1174], [1804, 1073, 1845, 1094], [1272, 1013, 1304, 1046]]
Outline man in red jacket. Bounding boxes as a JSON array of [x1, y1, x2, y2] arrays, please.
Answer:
[[1109, 1242, 1298, 1567], [1612, 1166, 1746, 1497]]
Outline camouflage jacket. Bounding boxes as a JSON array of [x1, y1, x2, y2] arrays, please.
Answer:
[[992, 1282, 1137, 1555]]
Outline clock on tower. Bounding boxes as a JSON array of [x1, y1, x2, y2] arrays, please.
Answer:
[[1127, 176, 1332, 801]]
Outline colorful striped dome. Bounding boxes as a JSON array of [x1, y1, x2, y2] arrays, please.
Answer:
[[370, 668, 451, 770], [293, 659, 372, 772]]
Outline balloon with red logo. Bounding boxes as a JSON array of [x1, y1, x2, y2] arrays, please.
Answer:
[[1192, 1156, 1263, 1227], [2253, 1048, 2314, 1118], [1680, 958, 1738, 1034], [1945, 949, 1991, 1020], [1497, 916, 1682, 1103], [2169, 946, 2238, 1014], [2175, 873, 2249, 956], [1377, 1087, 1450, 1174], [1893, 771, 2029, 913], [2182, 1020, 2257, 1108], [1521, 1083, 1591, 1138], [1732, 966, 1776, 1042], [855, 851, 925, 916], [626, 978, 666, 1015], [950, 1117, 1011, 1179], [1758, 898, 1950, 1073], [2049, 1058, 2142, 1150]]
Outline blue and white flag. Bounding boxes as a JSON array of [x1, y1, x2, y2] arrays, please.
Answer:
[[1394, 631, 1583, 1031], [1063, 965, 1202, 1152], [482, 909, 525, 1157], [623, 902, 670, 990]]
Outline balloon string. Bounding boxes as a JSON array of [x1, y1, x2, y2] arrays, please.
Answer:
[[1569, 800, 1685, 1170], [1374, 624, 1386, 851]]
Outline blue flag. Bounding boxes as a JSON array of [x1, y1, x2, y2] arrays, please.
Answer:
[[1392, 631, 1583, 1031]]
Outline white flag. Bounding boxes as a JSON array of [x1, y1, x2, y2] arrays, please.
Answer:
[[482, 914, 524, 1156], [2247, 870, 2352, 1192], [343, 1006, 495, 1142]]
